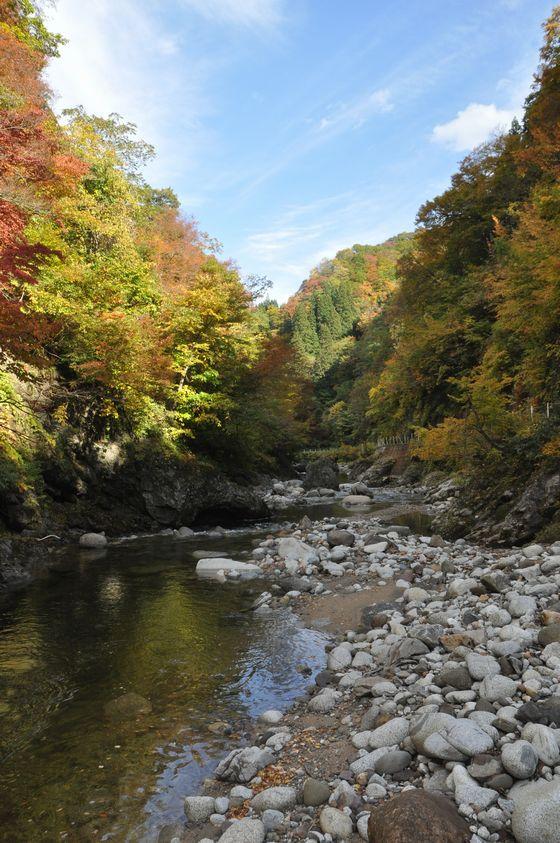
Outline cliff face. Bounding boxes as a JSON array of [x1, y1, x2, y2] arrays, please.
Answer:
[[0, 423, 269, 539]]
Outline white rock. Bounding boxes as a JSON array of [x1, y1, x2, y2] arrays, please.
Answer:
[[79, 532, 107, 548], [218, 819, 265, 843], [369, 717, 410, 749], [196, 558, 262, 580], [258, 710, 283, 725], [276, 537, 317, 565], [229, 785, 253, 806], [466, 653, 501, 681], [319, 806, 353, 839], [215, 746, 274, 783], [523, 724, 560, 766], [522, 544, 544, 558], [308, 688, 341, 713], [364, 542, 388, 554], [350, 747, 393, 775], [405, 587, 430, 603], [353, 651, 373, 668], [328, 645, 353, 671], [251, 786, 297, 812], [444, 720, 495, 757], [508, 594, 537, 618], [357, 813, 369, 840]]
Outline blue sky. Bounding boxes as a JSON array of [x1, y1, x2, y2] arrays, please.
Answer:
[[46, 0, 555, 301]]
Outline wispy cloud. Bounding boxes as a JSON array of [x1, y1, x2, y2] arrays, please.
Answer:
[[180, 0, 283, 30], [431, 102, 518, 151], [45, 0, 222, 187], [317, 88, 393, 132], [240, 190, 400, 299]]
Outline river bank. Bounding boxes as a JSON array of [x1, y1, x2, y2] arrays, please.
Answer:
[[2, 472, 560, 842], [175, 493, 560, 843]]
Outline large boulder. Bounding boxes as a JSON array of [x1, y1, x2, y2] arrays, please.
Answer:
[[367, 790, 470, 842], [79, 532, 107, 548], [139, 455, 269, 527], [303, 458, 339, 491], [511, 778, 560, 842]]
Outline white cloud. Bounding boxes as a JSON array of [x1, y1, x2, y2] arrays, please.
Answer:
[[431, 102, 518, 151], [180, 0, 282, 29]]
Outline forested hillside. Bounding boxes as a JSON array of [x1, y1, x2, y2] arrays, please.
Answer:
[[2, 0, 560, 539], [284, 235, 413, 442], [282, 8, 560, 510], [0, 0, 305, 531]]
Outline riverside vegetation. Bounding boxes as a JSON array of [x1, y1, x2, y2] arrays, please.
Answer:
[[1, 4, 560, 544], [3, 2, 560, 842]]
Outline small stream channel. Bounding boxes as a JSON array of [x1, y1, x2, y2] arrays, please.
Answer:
[[0, 494, 430, 842]]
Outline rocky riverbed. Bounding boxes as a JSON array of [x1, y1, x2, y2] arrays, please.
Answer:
[[174, 484, 560, 843]]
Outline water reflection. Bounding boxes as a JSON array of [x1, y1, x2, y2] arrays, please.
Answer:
[[0, 532, 326, 842]]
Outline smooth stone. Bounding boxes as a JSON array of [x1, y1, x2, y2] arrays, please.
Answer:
[[375, 750, 412, 774], [79, 532, 107, 548], [478, 674, 517, 702], [215, 746, 274, 782], [367, 789, 471, 842], [516, 697, 560, 726], [523, 723, 560, 766], [174, 526, 194, 538], [538, 624, 560, 646], [319, 806, 353, 839], [327, 646, 353, 671], [467, 754, 503, 781], [369, 717, 410, 749], [195, 558, 262, 579], [444, 720, 495, 757], [276, 537, 317, 564], [328, 529, 355, 547], [184, 796, 216, 824], [308, 688, 341, 713], [511, 778, 560, 843], [508, 594, 537, 617], [501, 740, 538, 779], [436, 665, 473, 691], [303, 778, 331, 806], [466, 653, 501, 681], [229, 785, 253, 806], [217, 819, 265, 843], [258, 710, 283, 725], [261, 809, 284, 831], [251, 786, 296, 812]]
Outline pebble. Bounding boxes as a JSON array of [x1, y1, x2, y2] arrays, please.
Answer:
[[176, 485, 560, 843]]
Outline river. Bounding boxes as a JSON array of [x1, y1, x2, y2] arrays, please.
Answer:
[[0, 495, 429, 842]]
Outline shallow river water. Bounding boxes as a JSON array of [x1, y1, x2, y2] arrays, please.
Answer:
[[0, 496, 429, 842]]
